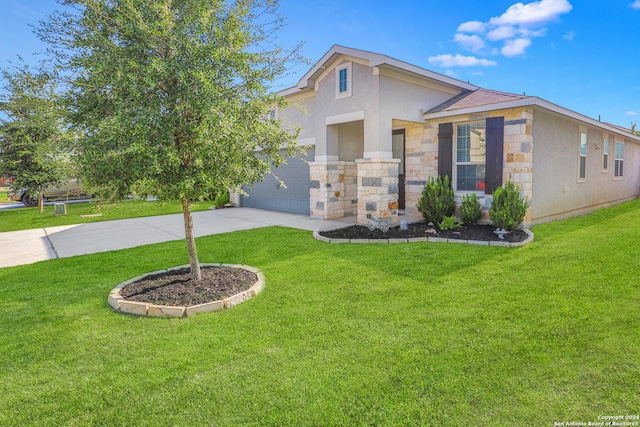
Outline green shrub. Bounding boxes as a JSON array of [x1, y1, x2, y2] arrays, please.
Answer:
[[211, 191, 230, 209], [460, 192, 483, 225], [438, 215, 461, 230], [416, 175, 455, 224], [489, 181, 528, 231]]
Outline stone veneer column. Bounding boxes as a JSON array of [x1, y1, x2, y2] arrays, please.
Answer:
[[355, 158, 401, 225], [499, 109, 534, 226], [309, 161, 353, 220], [342, 163, 358, 217]]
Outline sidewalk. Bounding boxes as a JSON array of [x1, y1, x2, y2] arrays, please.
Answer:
[[0, 208, 355, 268]]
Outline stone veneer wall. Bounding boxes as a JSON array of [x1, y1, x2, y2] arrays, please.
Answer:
[[356, 159, 400, 225], [393, 120, 438, 217], [397, 107, 534, 225], [343, 163, 358, 216], [309, 161, 358, 219]]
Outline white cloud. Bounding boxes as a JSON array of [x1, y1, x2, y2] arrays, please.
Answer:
[[523, 27, 548, 37], [453, 33, 486, 52], [490, 0, 573, 27], [626, 111, 639, 116], [501, 38, 532, 57], [457, 21, 487, 33], [428, 54, 498, 68], [448, 0, 573, 60], [631, 1, 640, 10], [486, 25, 517, 41]]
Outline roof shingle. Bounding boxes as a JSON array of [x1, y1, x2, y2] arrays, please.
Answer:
[[427, 88, 529, 113]]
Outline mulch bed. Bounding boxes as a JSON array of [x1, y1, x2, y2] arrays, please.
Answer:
[[319, 221, 528, 243], [120, 266, 257, 307]]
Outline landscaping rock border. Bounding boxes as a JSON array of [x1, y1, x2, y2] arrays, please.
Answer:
[[107, 263, 266, 318], [313, 228, 534, 247]]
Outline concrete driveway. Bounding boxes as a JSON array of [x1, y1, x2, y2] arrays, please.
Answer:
[[0, 207, 354, 268]]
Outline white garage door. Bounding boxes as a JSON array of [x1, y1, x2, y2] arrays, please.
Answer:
[[241, 147, 314, 215]]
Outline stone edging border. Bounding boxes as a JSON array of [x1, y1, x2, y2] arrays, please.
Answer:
[[107, 263, 265, 318], [313, 228, 534, 247]]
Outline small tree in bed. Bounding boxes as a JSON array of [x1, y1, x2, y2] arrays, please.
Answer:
[[39, 0, 302, 280]]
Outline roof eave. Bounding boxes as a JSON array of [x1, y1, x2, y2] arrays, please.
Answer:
[[280, 45, 478, 97], [373, 58, 477, 92], [423, 97, 640, 142]]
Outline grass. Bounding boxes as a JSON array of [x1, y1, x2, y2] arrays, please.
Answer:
[[0, 189, 9, 203], [0, 200, 639, 425], [0, 199, 212, 232]]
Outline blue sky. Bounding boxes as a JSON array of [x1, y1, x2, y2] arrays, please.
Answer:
[[2, 0, 639, 127]]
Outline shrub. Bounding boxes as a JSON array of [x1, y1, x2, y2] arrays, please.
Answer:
[[489, 181, 528, 231], [211, 191, 230, 209], [416, 175, 455, 224], [438, 215, 461, 230], [460, 192, 483, 225]]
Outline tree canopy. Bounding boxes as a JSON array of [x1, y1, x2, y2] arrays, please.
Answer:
[[0, 62, 72, 212], [39, 0, 302, 279]]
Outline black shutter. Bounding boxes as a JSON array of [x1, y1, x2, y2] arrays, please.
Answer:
[[485, 116, 504, 194], [438, 122, 453, 180]]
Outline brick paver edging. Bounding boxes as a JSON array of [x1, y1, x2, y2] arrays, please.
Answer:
[[107, 263, 265, 318], [313, 229, 534, 247]]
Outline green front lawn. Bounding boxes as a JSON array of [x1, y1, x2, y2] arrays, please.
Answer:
[[1, 200, 639, 425], [0, 199, 211, 232]]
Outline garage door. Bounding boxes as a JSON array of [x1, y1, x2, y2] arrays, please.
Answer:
[[241, 147, 314, 215]]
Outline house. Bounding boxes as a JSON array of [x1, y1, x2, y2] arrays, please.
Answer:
[[240, 45, 640, 226]]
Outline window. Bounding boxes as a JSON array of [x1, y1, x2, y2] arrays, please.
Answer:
[[602, 137, 609, 171], [615, 141, 624, 177], [339, 68, 347, 93], [455, 122, 486, 191], [335, 62, 352, 99], [579, 132, 587, 181]]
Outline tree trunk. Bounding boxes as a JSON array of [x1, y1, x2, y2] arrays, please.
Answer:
[[38, 191, 44, 213], [181, 198, 201, 281]]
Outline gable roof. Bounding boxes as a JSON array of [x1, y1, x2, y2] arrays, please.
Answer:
[[279, 45, 640, 143], [279, 45, 478, 97], [424, 89, 640, 143]]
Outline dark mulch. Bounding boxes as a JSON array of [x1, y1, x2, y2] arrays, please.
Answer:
[[319, 221, 528, 243], [120, 266, 257, 307]]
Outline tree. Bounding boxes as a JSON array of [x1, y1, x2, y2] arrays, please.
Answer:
[[39, 0, 302, 280], [0, 62, 72, 212]]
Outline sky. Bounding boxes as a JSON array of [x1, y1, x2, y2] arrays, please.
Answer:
[[1, 0, 639, 128]]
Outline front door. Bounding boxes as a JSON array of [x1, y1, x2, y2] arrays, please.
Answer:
[[392, 129, 405, 210]]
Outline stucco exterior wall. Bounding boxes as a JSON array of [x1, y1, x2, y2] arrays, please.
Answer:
[[279, 94, 315, 142], [379, 72, 461, 123], [531, 107, 640, 223], [334, 121, 364, 161], [314, 59, 381, 158]]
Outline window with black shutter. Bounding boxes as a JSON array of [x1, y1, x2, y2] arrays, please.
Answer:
[[438, 122, 453, 180], [484, 116, 504, 194], [439, 117, 504, 194]]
